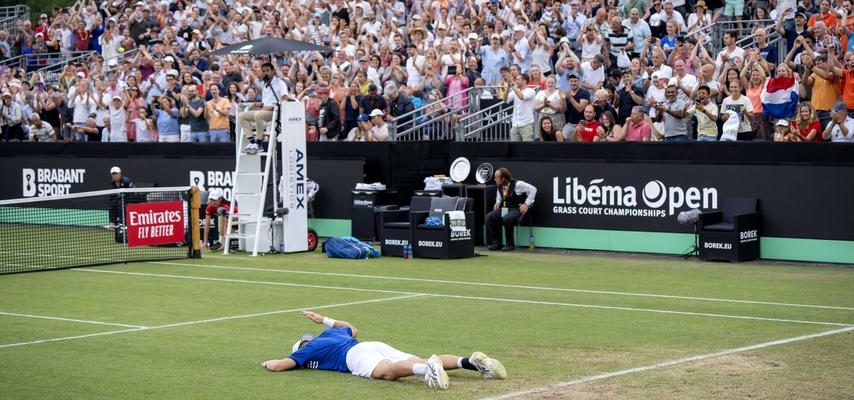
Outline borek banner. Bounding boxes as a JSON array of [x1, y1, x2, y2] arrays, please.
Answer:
[[471, 160, 854, 241], [125, 201, 186, 247]]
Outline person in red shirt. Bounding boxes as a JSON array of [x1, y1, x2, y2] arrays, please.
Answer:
[[73, 21, 90, 51], [791, 103, 823, 141], [203, 189, 236, 250], [574, 104, 601, 142]]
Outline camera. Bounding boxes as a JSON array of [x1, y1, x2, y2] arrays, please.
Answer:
[[447, 65, 458, 75]]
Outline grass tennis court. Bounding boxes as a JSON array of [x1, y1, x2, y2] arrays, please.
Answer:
[[1, 249, 852, 399]]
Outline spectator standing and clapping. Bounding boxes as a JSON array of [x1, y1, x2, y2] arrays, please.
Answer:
[[506, 73, 537, 142], [206, 85, 232, 143]]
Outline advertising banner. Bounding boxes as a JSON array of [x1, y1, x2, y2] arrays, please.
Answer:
[[125, 201, 185, 247], [471, 159, 854, 241], [280, 102, 309, 252]]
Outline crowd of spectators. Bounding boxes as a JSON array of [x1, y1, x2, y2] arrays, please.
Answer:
[[1, 0, 854, 143]]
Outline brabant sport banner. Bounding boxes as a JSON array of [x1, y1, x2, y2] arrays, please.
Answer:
[[125, 201, 185, 247]]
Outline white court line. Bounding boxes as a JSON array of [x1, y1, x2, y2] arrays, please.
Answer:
[[0, 294, 423, 349], [152, 261, 854, 311], [79, 268, 854, 327], [0, 311, 147, 329], [480, 325, 854, 400]]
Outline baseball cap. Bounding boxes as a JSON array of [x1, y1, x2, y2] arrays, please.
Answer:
[[559, 36, 570, 45], [513, 25, 525, 32], [357, 113, 369, 122], [317, 86, 330, 95], [208, 188, 223, 201], [468, 33, 479, 40], [668, 77, 678, 87], [291, 333, 315, 353], [110, 166, 121, 174], [832, 101, 847, 112], [40, 13, 48, 19], [76, 71, 86, 78], [192, 29, 201, 35], [369, 109, 384, 117], [775, 119, 789, 127], [1, 91, 10, 98], [651, 72, 661, 81], [567, 71, 580, 79], [112, 95, 122, 101], [164, 55, 174, 62]]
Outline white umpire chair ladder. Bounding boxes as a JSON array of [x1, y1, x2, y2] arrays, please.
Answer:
[[223, 104, 279, 256]]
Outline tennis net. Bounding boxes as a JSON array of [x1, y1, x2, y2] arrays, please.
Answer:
[[0, 187, 201, 274]]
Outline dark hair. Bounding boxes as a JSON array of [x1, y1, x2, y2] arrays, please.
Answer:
[[262, 62, 275, 70], [519, 73, 530, 83], [540, 116, 554, 132], [725, 30, 738, 40], [697, 85, 711, 94], [496, 167, 513, 182]]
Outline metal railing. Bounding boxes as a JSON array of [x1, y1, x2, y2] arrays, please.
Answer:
[[105, 48, 140, 72], [0, 5, 29, 21], [36, 51, 98, 84], [390, 86, 501, 141], [0, 6, 30, 35], [458, 97, 512, 142]]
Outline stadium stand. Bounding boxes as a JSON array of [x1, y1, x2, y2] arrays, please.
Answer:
[[2, 0, 853, 143]]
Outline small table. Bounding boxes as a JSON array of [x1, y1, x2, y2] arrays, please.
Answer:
[[464, 184, 497, 246]]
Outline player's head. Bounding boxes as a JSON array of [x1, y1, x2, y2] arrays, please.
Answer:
[[110, 166, 122, 182], [208, 189, 223, 207], [291, 333, 315, 353]]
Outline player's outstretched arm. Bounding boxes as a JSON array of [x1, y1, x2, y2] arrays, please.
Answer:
[[300, 311, 358, 337], [262, 358, 297, 372]]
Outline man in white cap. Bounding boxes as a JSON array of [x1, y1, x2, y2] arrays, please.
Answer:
[[107, 95, 128, 142], [1, 91, 24, 141], [262, 310, 506, 391], [510, 25, 532, 73], [108, 166, 135, 228], [203, 188, 235, 250], [368, 109, 389, 141]]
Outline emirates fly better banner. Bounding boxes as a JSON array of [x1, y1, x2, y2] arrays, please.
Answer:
[[125, 201, 185, 247]]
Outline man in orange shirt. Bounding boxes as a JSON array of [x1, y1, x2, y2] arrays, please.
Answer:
[[835, 52, 854, 113], [805, 53, 842, 129], [808, 0, 839, 30]]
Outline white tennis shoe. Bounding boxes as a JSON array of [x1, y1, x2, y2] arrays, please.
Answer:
[[425, 354, 449, 390], [469, 351, 507, 379]]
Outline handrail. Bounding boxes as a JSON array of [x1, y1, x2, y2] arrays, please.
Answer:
[[460, 100, 512, 141]]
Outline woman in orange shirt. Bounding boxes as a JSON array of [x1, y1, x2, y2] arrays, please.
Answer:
[[740, 51, 771, 140]]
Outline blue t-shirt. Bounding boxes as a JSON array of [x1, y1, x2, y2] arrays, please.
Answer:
[[288, 327, 358, 372]]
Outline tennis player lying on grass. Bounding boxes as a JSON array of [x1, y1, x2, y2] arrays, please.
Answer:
[[261, 311, 506, 390]]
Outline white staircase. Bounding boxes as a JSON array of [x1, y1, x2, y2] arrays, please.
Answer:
[[223, 106, 279, 256]]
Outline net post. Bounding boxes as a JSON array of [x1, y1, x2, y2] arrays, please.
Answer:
[[189, 186, 202, 259]]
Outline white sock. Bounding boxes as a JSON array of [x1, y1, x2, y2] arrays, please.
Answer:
[[412, 363, 428, 376], [457, 357, 465, 368]]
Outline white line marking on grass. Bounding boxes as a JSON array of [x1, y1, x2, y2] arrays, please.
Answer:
[[80, 269, 854, 327], [0, 311, 147, 329], [0, 295, 423, 349], [480, 325, 854, 400], [151, 261, 854, 311], [0, 328, 145, 349]]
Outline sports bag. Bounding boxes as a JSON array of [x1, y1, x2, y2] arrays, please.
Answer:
[[322, 236, 380, 259]]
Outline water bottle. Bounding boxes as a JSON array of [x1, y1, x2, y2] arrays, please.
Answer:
[[408, 244, 414, 260], [402, 244, 409, 259], [528, 233, 535, 251]]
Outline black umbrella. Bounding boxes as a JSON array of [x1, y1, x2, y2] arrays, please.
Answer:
[[211, 37, 331, 56]]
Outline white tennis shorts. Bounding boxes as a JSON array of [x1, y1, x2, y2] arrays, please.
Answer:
[[345, 341, 416, 378]]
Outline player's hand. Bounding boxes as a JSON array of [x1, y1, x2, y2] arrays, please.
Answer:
[[301, 311, 325, 324], [520, 204, 529, 215]]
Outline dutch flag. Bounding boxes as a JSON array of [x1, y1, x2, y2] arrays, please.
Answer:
[[760, 76, 799, 119]]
